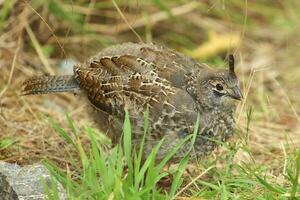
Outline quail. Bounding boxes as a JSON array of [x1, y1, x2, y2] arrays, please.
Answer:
[[22, 42, 243, 161]]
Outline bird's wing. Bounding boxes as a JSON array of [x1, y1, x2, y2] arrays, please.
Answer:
[[74, 54, 177, 117]]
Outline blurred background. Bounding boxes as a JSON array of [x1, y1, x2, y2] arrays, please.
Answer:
[[0, 0, 300, 182]]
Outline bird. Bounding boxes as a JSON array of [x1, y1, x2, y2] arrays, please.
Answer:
[[21, 42, 243, 161]]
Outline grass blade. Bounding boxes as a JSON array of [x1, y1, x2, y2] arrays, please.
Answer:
[[169, 155, 189, 198], [49, 118, 76, 149], [290, 149, 300, 198]]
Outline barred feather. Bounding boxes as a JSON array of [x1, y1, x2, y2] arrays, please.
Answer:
[[21, 75, 79, 95]]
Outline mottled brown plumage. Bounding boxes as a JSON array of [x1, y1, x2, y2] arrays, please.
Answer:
[[22, 42, 243, 161]]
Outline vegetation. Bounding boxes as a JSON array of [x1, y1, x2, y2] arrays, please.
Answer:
[[44, 110, 197, 199], [0, 0, 299, 199]]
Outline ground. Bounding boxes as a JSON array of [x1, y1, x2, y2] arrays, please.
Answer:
[[0, 0, 300, 199]]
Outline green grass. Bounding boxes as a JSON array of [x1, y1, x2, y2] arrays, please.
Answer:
[[44, 110, 198, 199], [0, 138, 15, 150], [43, 109, 300, 199], [191, 151, 300, 199]]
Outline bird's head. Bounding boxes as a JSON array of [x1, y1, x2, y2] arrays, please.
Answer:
[[196, 55, 243, 111]]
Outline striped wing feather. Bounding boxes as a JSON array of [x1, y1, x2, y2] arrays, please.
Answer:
[[74, 53, 177, 116]]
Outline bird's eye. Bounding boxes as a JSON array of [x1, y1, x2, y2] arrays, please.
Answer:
[[216, 83, 223, 91]]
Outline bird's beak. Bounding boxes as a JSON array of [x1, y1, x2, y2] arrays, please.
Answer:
[[228, 87, 243, 101]]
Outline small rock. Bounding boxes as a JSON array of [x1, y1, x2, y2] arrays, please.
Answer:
[[0, 161, 67, 200]]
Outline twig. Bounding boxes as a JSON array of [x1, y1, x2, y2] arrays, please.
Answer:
[[7, 37, 21, 86], [87, 1, 200, 34], [25, 24, 55, 75], [23, 0, 67, 58], [281, 142, 287, 176], [274, 78, 300, 124], [111, 0, 143, 43], [173, 165, 215, 199], [237, 67, 256, 123]]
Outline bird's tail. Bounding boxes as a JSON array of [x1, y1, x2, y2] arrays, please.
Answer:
[[21, 75, 80, 95]]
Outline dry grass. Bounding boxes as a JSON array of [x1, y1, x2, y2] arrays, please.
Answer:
[[0, 0, 300, 197]]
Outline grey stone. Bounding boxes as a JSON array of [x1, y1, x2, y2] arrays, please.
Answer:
[[0, 161, 67, 200]]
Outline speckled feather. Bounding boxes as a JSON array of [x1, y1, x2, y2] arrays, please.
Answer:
[[21, 42, 242, 161]]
